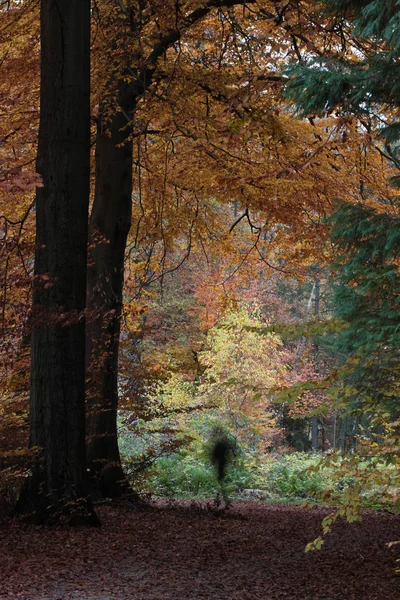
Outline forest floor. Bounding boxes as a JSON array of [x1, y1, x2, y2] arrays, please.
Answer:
[[0, 499, 399, 600]]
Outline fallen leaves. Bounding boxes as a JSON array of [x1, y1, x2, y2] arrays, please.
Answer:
[[0, 501, 399, 599]]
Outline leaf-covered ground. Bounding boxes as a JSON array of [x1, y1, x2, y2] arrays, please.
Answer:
[[1, 500, 399, 599]]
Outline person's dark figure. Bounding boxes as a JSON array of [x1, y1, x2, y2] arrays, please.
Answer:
[[211, 439, 231, 483], [209, 430, 235, 507]]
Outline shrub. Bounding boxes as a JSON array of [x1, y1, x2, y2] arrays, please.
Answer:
[[252, 453, 335, 499]]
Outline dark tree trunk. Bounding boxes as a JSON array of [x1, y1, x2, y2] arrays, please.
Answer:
[[85, 84, 136, 499], [15, 0, 98, 525], [84, 0, 226, 499], [311, 417, 319, 452]]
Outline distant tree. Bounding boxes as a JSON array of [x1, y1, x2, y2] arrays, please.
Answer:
[[328, 204, 400, 417]]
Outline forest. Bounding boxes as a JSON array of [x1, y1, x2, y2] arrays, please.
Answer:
[[0, 0, 399, 598]]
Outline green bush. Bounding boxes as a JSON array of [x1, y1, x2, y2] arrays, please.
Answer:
[[152, 454, 217, 497], [125, 448, 337, 501], [120, 413, 341, 502], [121, 423, 393, 506], [253, 453, 335, 499], [145, 450, 255, 498]]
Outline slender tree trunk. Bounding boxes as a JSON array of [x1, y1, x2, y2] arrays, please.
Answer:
[[311, 276, 320, 452], [311, 418, 319, 452], [15, 0, 98, 524], [85, 84, 136, 499]]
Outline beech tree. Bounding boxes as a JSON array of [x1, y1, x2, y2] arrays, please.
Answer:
[[86, 0, 264, 499], [15, 0, 97, 524], [86, 0, 360, 499]]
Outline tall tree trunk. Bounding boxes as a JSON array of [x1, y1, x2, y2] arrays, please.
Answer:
[[15, 0, 97, 524], [85, 84, 136, 499], [311, 276, 320, 452], [84, 1, 239, 499], [311, 417, 319, 452]]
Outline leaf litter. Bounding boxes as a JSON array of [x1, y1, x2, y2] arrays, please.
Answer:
[[0, 500, 399, 599]]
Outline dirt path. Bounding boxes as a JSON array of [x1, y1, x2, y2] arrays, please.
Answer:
[[0, 501, 399, 599]]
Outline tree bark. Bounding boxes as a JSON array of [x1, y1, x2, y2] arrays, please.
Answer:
[[15, 0, 98, 525], [311, 417, 319, 452], [85, 83, 136, 499]]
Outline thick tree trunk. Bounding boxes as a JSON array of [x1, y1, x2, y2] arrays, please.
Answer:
[[84, 0, 223, 498], [15, 0, 98, 525], [83, 0, 237, 502], [85, 84, 136, 499]]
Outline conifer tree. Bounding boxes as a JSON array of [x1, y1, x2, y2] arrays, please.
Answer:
[[284, 0, 400, 418], [285, 1, 400, 143], [328, 204, 400, 416]]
